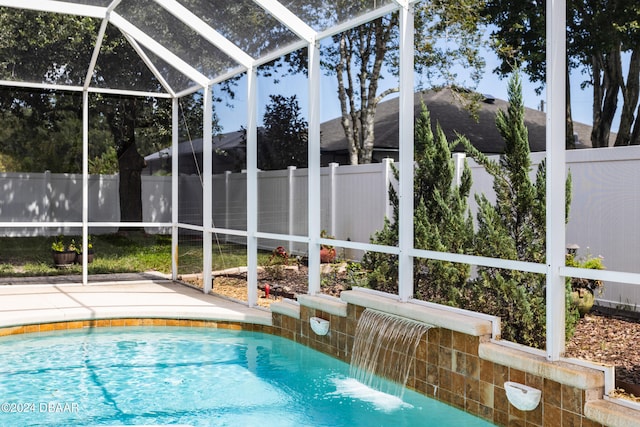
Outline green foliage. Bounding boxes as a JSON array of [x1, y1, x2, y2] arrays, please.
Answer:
[[458, 74, 573, 348], [258, 94, 308, 170], [484, 0, 640, 147], [0, 9, 209, 174], [566, 251, 605, 293], [578, 256, 605, 271], [51, 235, 66, 252], [0, 153, 19, 172], [89, 145, 119, 175], [364, 74, 578, 349], [362, 102, 475, 302]]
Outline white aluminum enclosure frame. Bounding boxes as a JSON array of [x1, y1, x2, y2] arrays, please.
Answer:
[[0, 0, 639, 364]]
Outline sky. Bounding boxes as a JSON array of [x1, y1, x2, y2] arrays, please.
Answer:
[[213, 40, 604, 138]]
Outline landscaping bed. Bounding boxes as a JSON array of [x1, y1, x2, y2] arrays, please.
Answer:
[[566, 308, 640, 396]]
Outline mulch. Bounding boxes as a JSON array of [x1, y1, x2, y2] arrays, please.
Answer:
[[566, 308, 640, 393]]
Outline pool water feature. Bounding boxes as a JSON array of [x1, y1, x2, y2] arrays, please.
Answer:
[[350, 308, 433, 398], [0, 327, 495, 426]]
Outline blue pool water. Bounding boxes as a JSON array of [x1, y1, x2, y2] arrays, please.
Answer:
[[0, 327, 495, 426]]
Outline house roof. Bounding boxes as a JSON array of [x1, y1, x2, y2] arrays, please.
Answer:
[[145, 130, 247, 161], [148, 87, 602, 163], [320, 87, 598, 154]]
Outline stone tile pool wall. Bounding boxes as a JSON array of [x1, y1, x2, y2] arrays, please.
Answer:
[[270, 291, 619, 427]]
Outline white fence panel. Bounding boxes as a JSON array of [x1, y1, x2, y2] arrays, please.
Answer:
[[0, 173, 172, 235], [1, 147, 639, 310], [329, 162, 392, 259], [178, 175, 203, 226], [564, 147, 640, 309], [466, 147, 640, 310]]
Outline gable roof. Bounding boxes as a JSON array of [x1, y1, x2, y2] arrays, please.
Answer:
[[320, 87, 597, 154]]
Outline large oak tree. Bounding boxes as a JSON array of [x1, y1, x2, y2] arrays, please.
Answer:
[[484, 0, 640, 148], [0, 7, 204, 227]]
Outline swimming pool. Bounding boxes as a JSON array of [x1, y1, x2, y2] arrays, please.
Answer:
[[0, 327, 495, 426]]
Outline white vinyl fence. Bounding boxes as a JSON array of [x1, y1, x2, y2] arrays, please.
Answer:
[[196, 162, 392, 258], [468, 146, 640, 310], [0, 172, 171, 235], [1, 147, 639, 309]]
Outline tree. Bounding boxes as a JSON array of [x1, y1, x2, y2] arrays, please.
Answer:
[[323, 1, 487, 164], [0, 88, 85, 173], [572, 0, 640, 147], [484, 0, 640, 148], [459, 74, 577, 348], [362, 102, 475, 301], [0, 8, 209, 226], [259, 94, 308, 170]]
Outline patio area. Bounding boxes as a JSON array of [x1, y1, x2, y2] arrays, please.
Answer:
[[0, 279, 271, 331]]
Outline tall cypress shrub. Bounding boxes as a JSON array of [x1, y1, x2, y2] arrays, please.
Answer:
[[362, 102, 475, 303], [460, 74, 577, 348]]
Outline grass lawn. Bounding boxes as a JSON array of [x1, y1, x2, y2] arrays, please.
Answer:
[[0, 233, 270, 277]]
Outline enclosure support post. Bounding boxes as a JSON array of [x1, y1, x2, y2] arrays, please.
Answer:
[[546, 0, 567, 361], [82, 90, 89, 285], [171, 97, 179, 281], [308, 38, 322, 295], [202, 86, 213, 294], [287, 166, 296, 254], [329, 162, 338, 238], [382, 158, 394, 221], [398, 3, 415, 302], [247, 67, 259, 307]]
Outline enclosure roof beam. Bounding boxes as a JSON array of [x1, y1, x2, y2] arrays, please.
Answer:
[[252, 0, 316, 43], [0, 78, 173, 98], [86, 87, 172, 98], [124, 33, 176, 97], [109, 12, 209, 88], [83, 16, 110, 90], [252, 39, 309, 69], [0, 0, 106, 19], [316, 2, 400, 41], [82, 1, 126, 90], [154, 0, 254, 69], [0, 79, 86, 93]]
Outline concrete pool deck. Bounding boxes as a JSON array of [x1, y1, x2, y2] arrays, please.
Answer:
[[0, 277, 272, 329]]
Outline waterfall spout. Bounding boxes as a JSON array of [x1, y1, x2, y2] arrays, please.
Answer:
[[349, 308, 433, 398]]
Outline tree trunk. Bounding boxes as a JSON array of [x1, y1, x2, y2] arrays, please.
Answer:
[[591, 48, 621, 148], [107, 97, 147, 232], [334, 17, 396, 165], [631, 103, 640, 145], [566, 70, 575, 149], [336, 32, 360, 165], [614, 49, 640, 146], [118, 142, 146, 226]]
